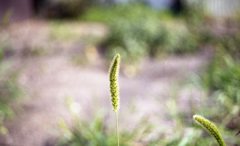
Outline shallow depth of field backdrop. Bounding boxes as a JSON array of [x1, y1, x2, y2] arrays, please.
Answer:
[[0, 0, 240, 146]]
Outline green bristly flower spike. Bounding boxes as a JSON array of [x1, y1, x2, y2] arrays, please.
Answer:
[[109, 53, 121, 112], [193, 115, 226, 146], [109, 53, 121, 146]]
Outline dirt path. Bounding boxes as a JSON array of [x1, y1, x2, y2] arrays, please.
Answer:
[[0, 21, 209, 146]]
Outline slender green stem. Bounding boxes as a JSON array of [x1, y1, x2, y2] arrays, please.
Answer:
[[115, 111, 119, 146]]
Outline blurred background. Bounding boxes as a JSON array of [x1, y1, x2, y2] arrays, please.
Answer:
[[0, 0, 240, 146]]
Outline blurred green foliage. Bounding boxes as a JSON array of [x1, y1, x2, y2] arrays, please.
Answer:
[[57, 115, 158, 146], [82, 4, 200, 63], [0, 48, 21, 135], [57, 100, 240, 146], [50, 21, 84, 41], [57, 116, 136, 146], [202, 14, 240, 105], [200, 15, 240, 144], [205, 54, 240, 104]]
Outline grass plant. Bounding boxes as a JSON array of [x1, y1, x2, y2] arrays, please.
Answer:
[[193, 115, 226, 146], [109, 54, 121, 146]]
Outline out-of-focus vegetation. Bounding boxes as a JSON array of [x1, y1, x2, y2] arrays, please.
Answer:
[[202, 12, 240, 118], [0, 48, 21, 135], [202, 43, 240, 145], [81, 3, 200, 63], [205, 54, 240, 105], [57, 115, 228, 146], [199, 13, 240, 146], [58, 97, 142, 146], [57, 116, 135, 146]]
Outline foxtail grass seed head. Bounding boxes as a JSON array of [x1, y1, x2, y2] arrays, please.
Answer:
[[109, 54, 120, 112], [193, 115, 226, 146]]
